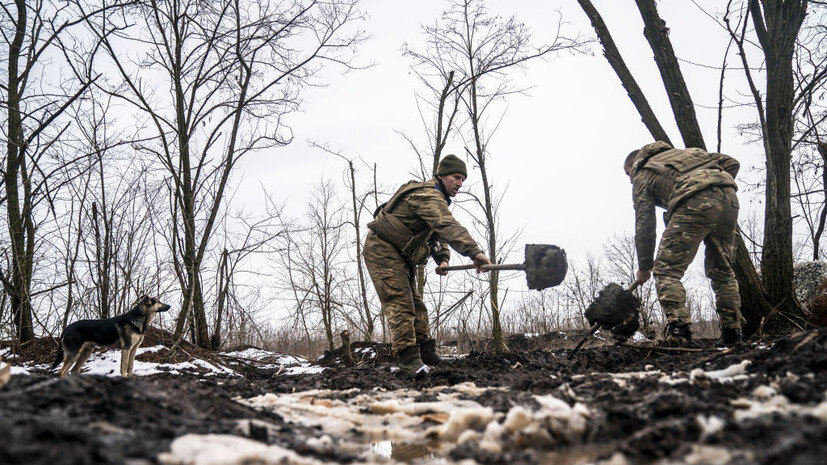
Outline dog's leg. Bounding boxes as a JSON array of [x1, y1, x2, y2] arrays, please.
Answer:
[[58, 344, 77, 377], [70, 344, 95, 374], [127, 337, 143, 376], [120, 346, 131, 377]]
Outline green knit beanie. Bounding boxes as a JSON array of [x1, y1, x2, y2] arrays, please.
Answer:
[[436, 154, 468, 178]]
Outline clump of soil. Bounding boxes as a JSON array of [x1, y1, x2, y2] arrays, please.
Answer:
[[585, 282, 641, 340], [524, 243, 568, 290]]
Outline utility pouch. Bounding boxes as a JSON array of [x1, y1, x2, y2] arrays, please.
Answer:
[[367, 211, 432, 262], [367, 210, 415, 253]]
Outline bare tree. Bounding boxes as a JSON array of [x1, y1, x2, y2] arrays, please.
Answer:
[[93, 0, 363, 348], [310, 143, 377, 340], [728, 0, 811, 331], [0, 0, 127, 342]]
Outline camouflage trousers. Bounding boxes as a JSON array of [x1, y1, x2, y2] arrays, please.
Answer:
[[653, 186, 743, 329], [363, 232, 431, 353]]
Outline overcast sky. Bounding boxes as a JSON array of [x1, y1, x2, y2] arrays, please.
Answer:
[[231, 0, 770, 276]]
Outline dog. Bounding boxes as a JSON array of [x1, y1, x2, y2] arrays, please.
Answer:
[[52, 295, 171, 377]]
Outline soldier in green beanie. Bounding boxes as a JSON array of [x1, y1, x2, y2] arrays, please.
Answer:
[[363, 154, 491, 375]]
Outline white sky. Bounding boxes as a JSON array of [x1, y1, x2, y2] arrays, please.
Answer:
[[232, 0, 770, 273]]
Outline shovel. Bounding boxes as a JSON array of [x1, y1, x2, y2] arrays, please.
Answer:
[[441, 244, 568, 291], [569, 280, 643, 357]]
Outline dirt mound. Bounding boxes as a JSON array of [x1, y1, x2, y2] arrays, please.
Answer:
[[0, 336, 59, 365], [0, 374, 356, 465], [316, 340, 394, 367]]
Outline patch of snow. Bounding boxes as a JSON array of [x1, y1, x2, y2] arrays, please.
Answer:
[[630, 331, 647, 342], [696, 415, 725, 439], [223, 348, 308, 368], [692, 360, 751, 384], [10, 365, 30, 376], [426, 407, 496, 441], [283, 366, 327, 376], [158, 434, 327, 465], [684, 444, 732, 465], [524, 333, 539, 338], [242, 384, 594, 462], [731, 385, 827, 422]]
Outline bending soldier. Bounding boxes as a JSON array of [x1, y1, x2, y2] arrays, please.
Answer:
[[363, 154, 491, 374], [625, 141, 743, 346]]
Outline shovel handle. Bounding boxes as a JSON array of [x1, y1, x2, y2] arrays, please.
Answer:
[[441, 263, 525, 272], [627, 280, 643, 293]]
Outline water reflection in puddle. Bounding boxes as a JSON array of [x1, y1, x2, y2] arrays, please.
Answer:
[[370, 441, 436, 462]]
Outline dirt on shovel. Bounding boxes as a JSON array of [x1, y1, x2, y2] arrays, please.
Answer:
[[585, 282, 642, 341]]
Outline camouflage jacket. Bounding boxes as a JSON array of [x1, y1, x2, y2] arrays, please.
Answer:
[[367, 178, 483, 265], [631, 142, 738, 270]]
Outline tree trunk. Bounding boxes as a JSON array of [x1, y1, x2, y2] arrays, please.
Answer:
[[635, 0, 706, 149], [576, 0, 672, 145], [751, 0, 808, 333], [468, 73, 507, 353], [347, 160, 374, 339], [732, 233, 773, 336], [814, 142, 827, 260], [5, 0, 35, 343]]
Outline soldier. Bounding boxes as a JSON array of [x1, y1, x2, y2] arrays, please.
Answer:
[[364, 154, 491, 374], [625, 141, 743, 346]]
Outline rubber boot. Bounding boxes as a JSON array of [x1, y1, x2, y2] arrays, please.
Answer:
[[664, 322, 692, 345], [420, 338, 442, 365], [716, 327, 742, 347], [397, 345, 430, 376]]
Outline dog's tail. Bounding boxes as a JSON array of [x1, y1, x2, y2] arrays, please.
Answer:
[[51, 341, 64, 370]]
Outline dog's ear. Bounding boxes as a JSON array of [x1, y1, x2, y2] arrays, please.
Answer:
[[141, 295, 151, 305]]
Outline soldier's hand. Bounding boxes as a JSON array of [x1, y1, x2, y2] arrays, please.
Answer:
[[636, 269, 651, 284], [473, 253, 491, 273], [435, 262, 449, 276]]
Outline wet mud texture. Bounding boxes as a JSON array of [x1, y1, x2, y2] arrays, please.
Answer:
[[2, 329, 826, 465]]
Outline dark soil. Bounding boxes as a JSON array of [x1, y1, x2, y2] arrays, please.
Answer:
[[585, 282, 641, 341], [2, 329, 826, 464]]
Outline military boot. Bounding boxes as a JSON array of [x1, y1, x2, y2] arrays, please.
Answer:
[[419, 338, 442, 365], [664, 322, 692, 345], [716, 327, 742, 347], [397, 345, 431, 375]]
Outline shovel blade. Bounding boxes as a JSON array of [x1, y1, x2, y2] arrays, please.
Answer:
[[524, 244, 568, 290]]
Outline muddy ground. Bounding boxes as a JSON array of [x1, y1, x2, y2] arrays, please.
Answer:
[[1, 329, 826, 465]]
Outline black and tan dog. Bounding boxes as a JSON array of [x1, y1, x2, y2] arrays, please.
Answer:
[[52, 295, 171, 377]]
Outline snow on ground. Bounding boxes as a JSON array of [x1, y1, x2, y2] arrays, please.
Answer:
[[602, 360, 755, 388], [240, 382, 591, 460], [3, 345, 321, 377], [221, 348, 325, 375], [75, 346, 238, 377], [159, 434, 328, 465], [731, 384, 827, 422]]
